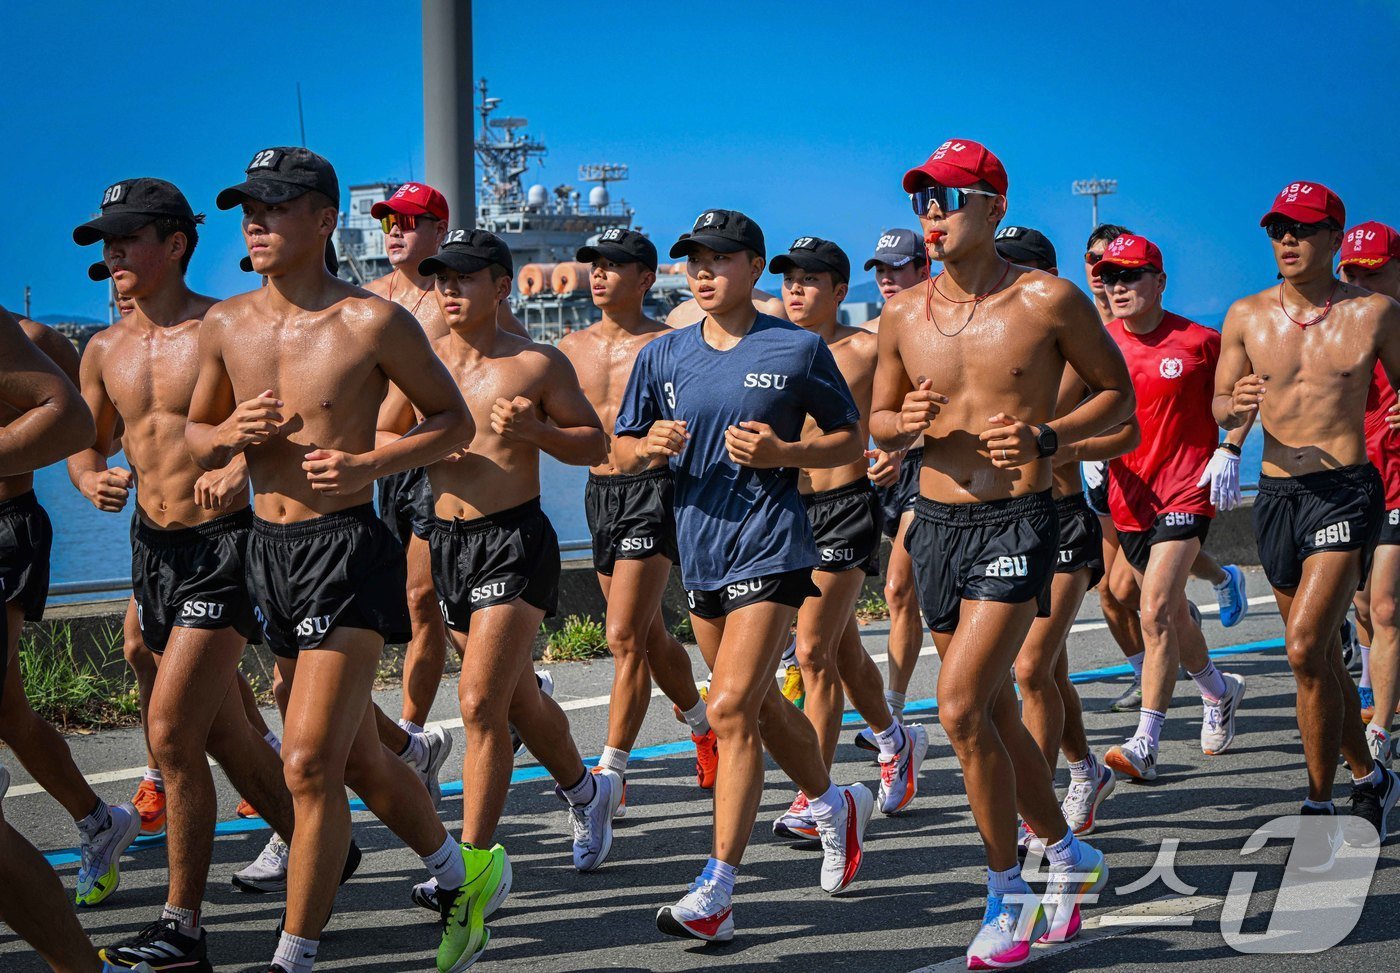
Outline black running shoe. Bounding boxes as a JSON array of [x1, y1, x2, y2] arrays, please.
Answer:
[[100, 917, 212, 972], [1346, 768, 1400, 847], [1293, 805, 1341, 873]]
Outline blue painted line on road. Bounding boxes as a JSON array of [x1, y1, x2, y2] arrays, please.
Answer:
[[41, 638, 1285, 867]]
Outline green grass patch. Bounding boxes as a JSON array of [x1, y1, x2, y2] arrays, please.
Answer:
[[544, 614, 609, 662], [670, 615, 695, 644], [19, 621, 140, 730], [855, 591, 890, 622]]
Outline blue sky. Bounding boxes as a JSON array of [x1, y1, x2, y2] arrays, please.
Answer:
[[5, 0, 1398, 322]]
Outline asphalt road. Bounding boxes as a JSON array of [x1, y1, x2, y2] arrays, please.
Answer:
[[3, 566, 1397, 972]]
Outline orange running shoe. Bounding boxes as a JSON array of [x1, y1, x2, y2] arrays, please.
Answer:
[[132, 778, 166, 837], [693, 729, 719, 790], [235, 798, 259, 819]]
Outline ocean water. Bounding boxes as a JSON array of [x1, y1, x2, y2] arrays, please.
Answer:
[[31, 432, 1266, 589]]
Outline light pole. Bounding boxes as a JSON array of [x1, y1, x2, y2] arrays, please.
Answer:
[[423, 0, 474, 227], [1072, 178, 1118, 228]]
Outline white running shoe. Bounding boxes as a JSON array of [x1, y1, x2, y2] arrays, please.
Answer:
[[402, 725, 454, 806], [656, 879, 734, 942], [566, 767, 620, 872], [1061, 763, 1116, 836], [232, 833, 289, 893], [76, 802, 140, 907], [1367, 725, 1394, 770], [772, 792, 818, 840], [1040, 840, 1108, 944], [817, 783, 873, 893], [1201, 673, 1246, 755], [966, 888, 1045, 970], [877, 723, 929, 814], [511, 670, 554, 756], [1017, 820, 1045, 858], [1104, 736, 1158, 782]]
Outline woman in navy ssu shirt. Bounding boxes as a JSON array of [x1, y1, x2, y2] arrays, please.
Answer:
[[615, 210, 875, 942]]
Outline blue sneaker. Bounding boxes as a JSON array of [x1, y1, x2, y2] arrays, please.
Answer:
[[1214, 564, 1248, 628], [1361, 685, 1376, 718], [966, 888, 1046, 969]]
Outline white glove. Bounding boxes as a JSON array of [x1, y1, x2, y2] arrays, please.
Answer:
[[1196, 447, 1241, 512], [1081, 460, 1106, 491]]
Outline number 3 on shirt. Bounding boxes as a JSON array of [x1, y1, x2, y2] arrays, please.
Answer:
[[664, 382, 677, 411]]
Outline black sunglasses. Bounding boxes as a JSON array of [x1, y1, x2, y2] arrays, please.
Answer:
[[1099, 266, 1158, 286], [1264, 220, 1336, 242]]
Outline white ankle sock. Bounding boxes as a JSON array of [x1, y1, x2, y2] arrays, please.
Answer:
[[143, 767, 164, 790], [1068, 753, 1098, 781], [1188, 660, 1228, 702], [884, 689, 906, 721], [1134, 708, 1166, 747], [273, 931, 318, 972], [561, 770, 597, 807], [263, 730, 282, 755], [807, 783, 843, 824], [161, 903, 199, 937], [680, 698, 710, 735], [599, 746, 629, 776], [397, 718, 425, 737], [1360, 646, 1373, 689], [1126, 652, 1145, 680], [421, 833, 466, 890], [873, 721, 906, 757]]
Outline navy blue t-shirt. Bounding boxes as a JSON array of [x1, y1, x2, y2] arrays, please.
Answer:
[[615, 314, 860, 590]]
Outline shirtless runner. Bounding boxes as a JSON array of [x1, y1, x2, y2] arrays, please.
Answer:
[[1216, 182, 1400, 862], [559, 227, 718, 809], [0, 303, 115, 973], [616, 209, 873, 943], [1338, 220, 1400, 768], [855, 228, 931, 749], [391, 229, 618, 962], [871, 140, 1133, 967], [992, 227, 1128, 846], [185, 146, 480, 973], [64, 178, 305, 971], [763, 235, 928, 837], [0, 283, 141, 917]]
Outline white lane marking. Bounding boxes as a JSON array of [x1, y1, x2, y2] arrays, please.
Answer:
[[904, 895, 1222, 972], [3, 594, 1278, 799]]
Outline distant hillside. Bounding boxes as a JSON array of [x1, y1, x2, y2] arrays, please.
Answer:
[[32, 313, 105, 326]]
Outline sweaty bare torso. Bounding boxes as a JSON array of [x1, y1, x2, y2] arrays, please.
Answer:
[[800, 325, 877, 494], [214, 286, 392, 521], [0, 320, 80, 502], [427, 330, 555, 520], [93, 302, 243, 527], [1233, 286, 1393, 476], [559, 320, 669, 476], [889, 271, 1067, 503]]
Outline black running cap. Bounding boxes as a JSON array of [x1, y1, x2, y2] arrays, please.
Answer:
[[670, 209, 765, 260], [217, 147, 340, 211], [577, 227, 658, 271], [863, 227, 924, 271], [995, 225, 1057, 270], [768, 236, 851, 282], [419, 228, 513, 277], [240, 238, 338, 274], [73, 178, 199, 247]]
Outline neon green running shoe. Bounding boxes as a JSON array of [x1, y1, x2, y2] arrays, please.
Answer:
[[76, 802, 140, 907], [437, 843, 506, 972]]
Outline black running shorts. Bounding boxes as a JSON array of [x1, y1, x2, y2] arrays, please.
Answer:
[[131, 508, 261, 654], [805, 480, 884, 576], [0, 491, 51, 623], [584, 467, 679, 576], [1254, 464, 1383, 591], [429, 497, 560, 633], [905, 491, 1057, 633], [376, 466, 435, 546], [685, 568, 819, 620], [1379, 507, 1400, 547], [1117, 511, 1211, 574], [246, 504, 410, 658], [877, 445, 923, 539], [1055, 493, 1105, 588]]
